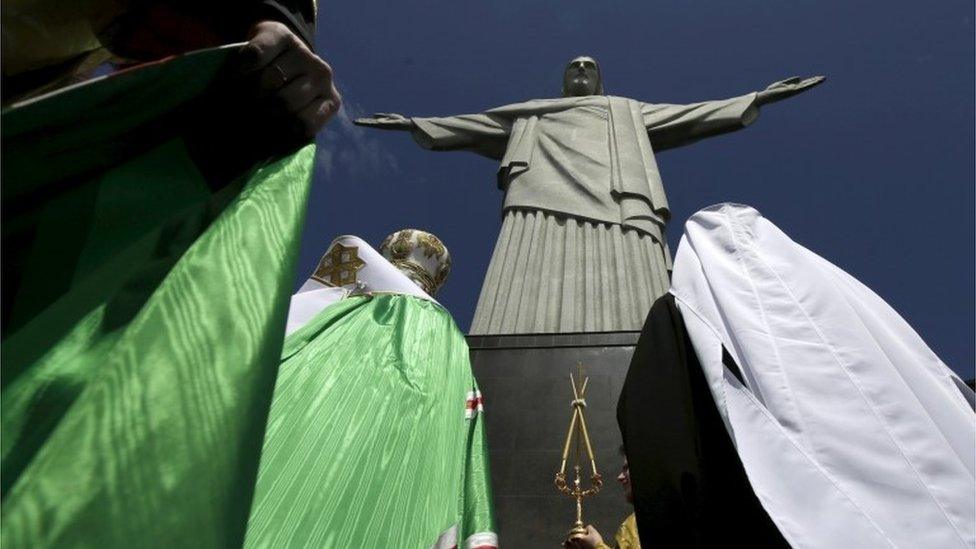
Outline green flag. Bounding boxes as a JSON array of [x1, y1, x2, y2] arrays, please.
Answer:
[[1, 46, 315, 547], [244, 293, 497, 549]]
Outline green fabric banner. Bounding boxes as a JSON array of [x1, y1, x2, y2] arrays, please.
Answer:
[[2, 46, 315, 547], [244, 294, 496, 548]]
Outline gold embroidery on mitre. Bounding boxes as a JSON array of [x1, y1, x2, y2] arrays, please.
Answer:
[[382, 229, 414, 260], [417, 233, 446, 259], [390, 259, 437, 295], [414, 233, 451, 289], [312, 242, 366, 287]]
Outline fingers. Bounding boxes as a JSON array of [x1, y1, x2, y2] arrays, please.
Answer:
[[775, 75, 826, 89], [353, 119, 387, 127], [238, 21, 300, 73], [277, 74, 318, 113], [766, 76, 800, 90], [353, 114, 408, 127], [360, 113, 396, 123], [238, 20, 341, 140], [253, 43, 335, 97], [779, 75, 826, 93], [255, 48, 304, 92], [806, 75, 827, 87]]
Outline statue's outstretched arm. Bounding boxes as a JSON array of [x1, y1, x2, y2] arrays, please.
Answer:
[[642, 75, 824, 151], [357, 111, 511, 159]]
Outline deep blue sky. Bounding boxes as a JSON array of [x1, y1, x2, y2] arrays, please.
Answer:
[[297, 1, 975, 378]]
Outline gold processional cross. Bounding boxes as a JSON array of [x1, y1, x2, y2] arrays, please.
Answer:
[[554, 363, 603, 540]]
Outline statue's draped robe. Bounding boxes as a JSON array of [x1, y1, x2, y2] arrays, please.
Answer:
[[411, 93, 759, 334]]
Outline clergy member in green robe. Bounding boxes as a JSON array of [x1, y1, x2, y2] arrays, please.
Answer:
[[244, 230, 498, 549]]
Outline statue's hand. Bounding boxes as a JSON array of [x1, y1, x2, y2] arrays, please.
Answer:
[[756, 75, 825, 105], [353, 113, 414, 130]]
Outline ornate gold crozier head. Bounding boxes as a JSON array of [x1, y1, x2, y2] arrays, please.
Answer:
[[562, 56, 603, 97], [554, 363, 603, 541]]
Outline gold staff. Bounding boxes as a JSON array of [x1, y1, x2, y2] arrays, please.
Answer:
[[554, 363, 603, 540]]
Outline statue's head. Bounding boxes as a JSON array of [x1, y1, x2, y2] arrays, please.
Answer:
[[562, 56, 603, 97], [380, 229, 452, 297]]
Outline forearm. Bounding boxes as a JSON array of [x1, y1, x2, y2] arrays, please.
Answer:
[[644, 92, 759, 151], [410, 114, 508, 157]]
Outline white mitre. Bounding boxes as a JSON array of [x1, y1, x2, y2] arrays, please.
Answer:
[[379, 228, 452, 297], [284, 231, 450, 336]]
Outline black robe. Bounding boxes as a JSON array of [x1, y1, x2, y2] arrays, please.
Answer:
[[617, 294, 789, 548]]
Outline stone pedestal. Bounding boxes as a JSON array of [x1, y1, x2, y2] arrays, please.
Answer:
[[468, 332, 639, 548]]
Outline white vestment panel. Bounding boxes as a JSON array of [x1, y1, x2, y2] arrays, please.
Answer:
[[285, 235, 437, 335], [671, 203, 975, 549]]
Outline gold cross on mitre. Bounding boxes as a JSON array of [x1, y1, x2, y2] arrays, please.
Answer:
[[311, 241, 366, 287]]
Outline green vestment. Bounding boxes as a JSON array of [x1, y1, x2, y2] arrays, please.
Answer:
[[244, 285, 496, 548], [2, 46, 315, 547]]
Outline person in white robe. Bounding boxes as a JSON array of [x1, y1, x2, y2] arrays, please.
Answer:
[[670, 203, 975, 549]]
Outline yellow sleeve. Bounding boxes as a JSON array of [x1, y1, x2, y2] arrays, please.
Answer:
[[614, 514, 641, 549]]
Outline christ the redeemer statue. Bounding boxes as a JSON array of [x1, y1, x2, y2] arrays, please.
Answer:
[[356, 57, 822, 335]]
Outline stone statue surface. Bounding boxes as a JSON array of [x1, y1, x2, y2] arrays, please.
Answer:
[[357, 56, 822, 335]]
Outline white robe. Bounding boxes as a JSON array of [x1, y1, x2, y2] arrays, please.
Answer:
[[671, 203, 975, 549]]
